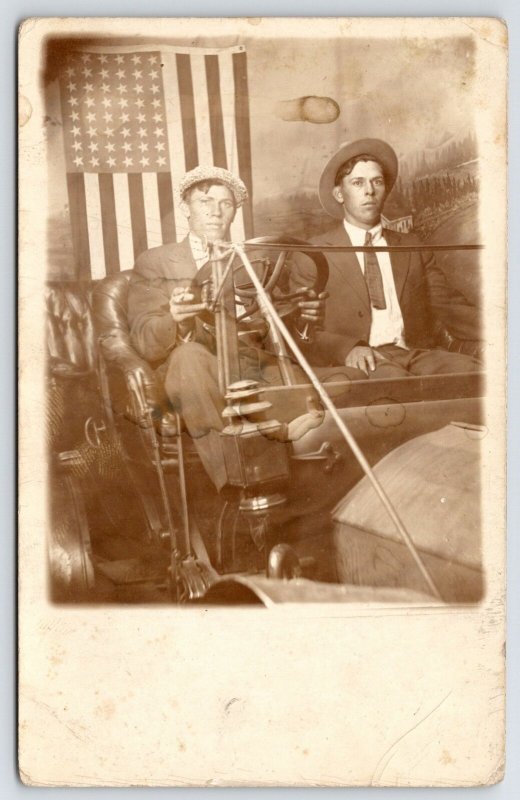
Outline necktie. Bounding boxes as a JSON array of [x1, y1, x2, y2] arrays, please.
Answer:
[[364, 231, 387, 310]]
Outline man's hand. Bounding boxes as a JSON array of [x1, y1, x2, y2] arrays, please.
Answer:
[[297, 289, 328, 329], [169, 286, 205, 337], [345, 345, 386, 375]]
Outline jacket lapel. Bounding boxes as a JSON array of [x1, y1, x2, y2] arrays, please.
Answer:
[[384, 227, 410, 300], [166, 236, 198, 280], [322, 225, 370, 307]]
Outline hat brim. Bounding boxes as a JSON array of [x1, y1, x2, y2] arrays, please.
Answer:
[[318, 138, 398, 219]]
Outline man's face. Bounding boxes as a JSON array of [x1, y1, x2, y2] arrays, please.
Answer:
[[332, 160, 386, 229], [183, 184, 236, 243]]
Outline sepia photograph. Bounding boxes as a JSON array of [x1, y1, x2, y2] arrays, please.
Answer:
[[18, 16, 507, 786]]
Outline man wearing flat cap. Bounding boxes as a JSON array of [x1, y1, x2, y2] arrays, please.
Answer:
[[128, 165, 327, 490], [291, 138, 480, 377]]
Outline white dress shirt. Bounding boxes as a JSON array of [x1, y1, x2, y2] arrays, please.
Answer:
[[343, 220, 407, 349]]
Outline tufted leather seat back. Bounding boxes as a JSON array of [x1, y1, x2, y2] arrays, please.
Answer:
[[91, 270, 155, 381], [46, 282, 97, 375]]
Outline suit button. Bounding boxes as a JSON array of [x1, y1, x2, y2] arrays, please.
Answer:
[[358, 311, 364, 317]]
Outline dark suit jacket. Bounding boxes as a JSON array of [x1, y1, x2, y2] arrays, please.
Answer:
[[128, 237, 213, 364], [290, 224, 479, 367]]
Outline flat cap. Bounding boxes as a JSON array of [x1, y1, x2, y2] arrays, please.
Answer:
[[179, 165, 248, 206]]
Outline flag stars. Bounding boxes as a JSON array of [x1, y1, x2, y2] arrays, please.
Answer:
[[157, 156, 166, 167], [132, 69, 142, 80], [65, 66, 75, 77], [123, 155, 134, 167], [150, 84, 159, 95], [81, 53, 92, 63], [152, 112, 163, 123], [133, 84, 144, 95], [139, 156, 150, 167], [122, 142, 132, 153], [134, 98, 145, 109], [101, 97, 112, 109], [105, 141, 116, 153], [67, 81, 76, 92], [119, 112, 130, 123], [138, 141, 149, 153], [137, 112, 146, 123], [107, 156, 117, 168], [82, 67, 93, 78], [99, 68, 110, 80], [103, 112, 113, 124], [154, 127, 164, 138], [121, 127, 131, 138], [118, 98, 129, 109], [97, 54, 108, 63], [86, 111, 96, 123], [73, 155, 84, 167], [137, 127, 148, 138], [104, 126, 114, 137], [115, 54, 125, 64], [151, 98, 161, 109], [84, 96, 95, 108], [100, 83, 111, 93], [69, 111, 80, 122], [148, 55, 158, 64], [149, 69, 158, 80], [71, 125, 81, 137], [154, 141, 165, 152], [84, 82, 94, 93], [68, 96, 79, 107], [89, 156, 100, 167], [88, 141, 99, 153], [87, 126, 97, 137], [116, 69, 125, 80], [71, 140, 83, 152], [117, 83, 127, 94], [131, 55, 141, 64]]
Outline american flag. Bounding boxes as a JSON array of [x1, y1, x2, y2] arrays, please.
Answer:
[[58, 45, 254, 280]]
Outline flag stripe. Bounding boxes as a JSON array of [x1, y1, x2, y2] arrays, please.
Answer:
[[98, 173, 120, 274], [218, 53, 245, 241], [128, 173, 148, 259], [205, 55, 228, 169], [233, 51, 254, 238], [162, 54, 189, 239], [84, 174, 106, 279], [157, 173, 176, 243], [142, 172, 163, 249], [66, 173, 91, 280], [176, 54, 199, 171], [113, 173, 135, 271], [190, 55, 213, 168]]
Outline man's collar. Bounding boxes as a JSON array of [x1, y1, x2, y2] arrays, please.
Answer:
[[343, 218, 383, 242]]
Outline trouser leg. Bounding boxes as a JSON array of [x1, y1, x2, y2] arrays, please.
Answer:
[[164, 342, 228, 490], [369, 345, 481, 378], [406, 348, 481, 375]]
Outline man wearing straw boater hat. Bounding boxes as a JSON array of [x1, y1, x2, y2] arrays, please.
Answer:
[[291, 138, 480, 377]]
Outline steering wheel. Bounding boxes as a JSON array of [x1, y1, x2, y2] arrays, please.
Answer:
[[191, 235, 328, 342], [233, 235, 329, 322]]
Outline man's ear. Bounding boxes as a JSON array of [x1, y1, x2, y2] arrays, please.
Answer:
[[332, 185, 344, 205]]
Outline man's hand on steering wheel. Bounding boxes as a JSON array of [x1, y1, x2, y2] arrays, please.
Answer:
[[297, 289, 329, 330]]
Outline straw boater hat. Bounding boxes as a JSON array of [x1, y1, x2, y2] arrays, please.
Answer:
[[318, 138, 399, 219], [179, 165, 248, 206]]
